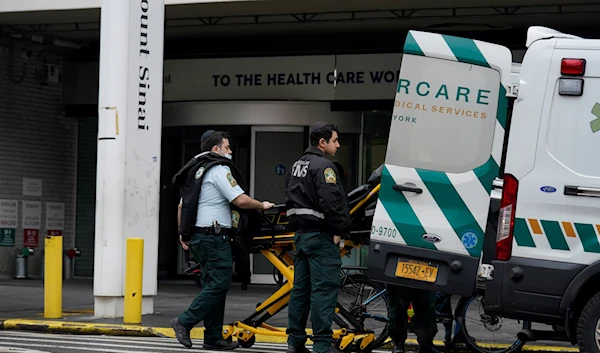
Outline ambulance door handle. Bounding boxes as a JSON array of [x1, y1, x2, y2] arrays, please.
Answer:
[[393, 184, 423, 194], [564, 185, 600, 198]]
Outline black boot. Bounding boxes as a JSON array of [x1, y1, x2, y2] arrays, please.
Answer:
[[170, 317, 192, 348], [286, 345, 311, 353], [203, 339, 240, 351]]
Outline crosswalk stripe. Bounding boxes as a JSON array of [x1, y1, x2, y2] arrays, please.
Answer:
[[0, 347, 50, 353], [0, 342, 145, 353], [0, 332, 293, 350], [0, 336, 197, 352], [0, 341, 288, 353], [2, 332, 197, 348], [0, 332, 291, 353]]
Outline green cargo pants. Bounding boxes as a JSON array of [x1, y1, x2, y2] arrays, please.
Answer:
[[178, 232, 232, 342], [287, 231, 341, 353], [387, 285, 438, 350]]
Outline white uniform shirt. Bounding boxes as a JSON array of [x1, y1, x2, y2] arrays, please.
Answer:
[[194, 165, 244, 228]]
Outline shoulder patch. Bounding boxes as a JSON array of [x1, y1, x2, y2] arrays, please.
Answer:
[[195, 167, 205, 180], [226, 172, 238, 187], [324, 167, 337, 184], [231, 210, 240, 229]]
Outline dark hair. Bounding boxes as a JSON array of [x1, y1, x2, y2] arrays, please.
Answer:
[[310, 124, 339, 146], [201, 131, 231, 152]]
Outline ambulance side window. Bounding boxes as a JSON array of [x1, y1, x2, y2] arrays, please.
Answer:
[[546, 77, 600, 177], [386, 57, 500, 174]]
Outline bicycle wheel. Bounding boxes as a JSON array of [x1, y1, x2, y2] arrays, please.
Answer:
[[456, 292, 531, 353], [335, 273, 390, 348]]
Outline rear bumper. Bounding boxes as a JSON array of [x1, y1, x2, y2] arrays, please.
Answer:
[[484, 257, 585, 324], [366, 241, 479, 297]]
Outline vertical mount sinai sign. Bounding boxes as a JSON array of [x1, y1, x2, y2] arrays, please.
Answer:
[[126, 0, 164, 295], [126, 0, 164, 211], [134, 0, 157, 132]]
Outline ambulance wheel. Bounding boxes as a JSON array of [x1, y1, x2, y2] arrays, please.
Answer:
[[239, 335, 255, 348], [576, 291, 600, 353]]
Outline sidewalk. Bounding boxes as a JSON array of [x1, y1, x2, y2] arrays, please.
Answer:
[[0, 279, 579, 352], [0, 279, 288, 335]]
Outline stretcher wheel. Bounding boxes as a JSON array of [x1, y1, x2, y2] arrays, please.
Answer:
[[355, 338, 374, 353], [239, 335, 255, 348], [334, 338, 352, 353]]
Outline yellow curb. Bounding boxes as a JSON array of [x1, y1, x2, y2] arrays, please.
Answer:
[[0, 319, 159, 337], [522, 346, 578, 352], [0, 320, 580, 352], [153, 327, 292, 343]]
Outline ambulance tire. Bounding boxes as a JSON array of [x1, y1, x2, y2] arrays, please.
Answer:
[[576, 291, 600, 353]]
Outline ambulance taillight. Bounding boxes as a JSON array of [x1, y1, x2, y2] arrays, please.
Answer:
[[561, 58, 586, 76], [496, 174, 519, 261]]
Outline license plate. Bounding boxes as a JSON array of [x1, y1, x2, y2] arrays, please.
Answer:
[[395, 259, 439, 283]]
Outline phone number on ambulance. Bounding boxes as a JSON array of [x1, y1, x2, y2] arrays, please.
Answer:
[[371, 226, 397, 238]]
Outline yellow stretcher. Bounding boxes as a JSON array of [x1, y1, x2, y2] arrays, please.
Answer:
[[221, 182, 383, 353]]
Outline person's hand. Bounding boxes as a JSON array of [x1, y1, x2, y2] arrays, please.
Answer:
[[179, 234, 189, 250], [333, 235, 341, 244], [261, 201, 275, 210]]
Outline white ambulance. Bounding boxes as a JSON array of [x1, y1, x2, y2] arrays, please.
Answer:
[[366, 26, 600, 352]]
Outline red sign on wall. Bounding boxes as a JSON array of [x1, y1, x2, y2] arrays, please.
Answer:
[[24, 229, 39, 247]]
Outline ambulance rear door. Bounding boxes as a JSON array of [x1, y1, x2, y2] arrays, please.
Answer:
[[366, 31, 512, 296]]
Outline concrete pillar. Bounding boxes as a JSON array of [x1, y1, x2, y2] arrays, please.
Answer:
[[94, 0, 165, 318]]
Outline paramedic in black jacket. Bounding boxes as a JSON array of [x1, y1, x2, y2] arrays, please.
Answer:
[[170, 130, 274, 350], [285, 122, 351, 353]]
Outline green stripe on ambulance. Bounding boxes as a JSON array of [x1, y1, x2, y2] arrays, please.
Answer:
[[374, 31, 511, 257]]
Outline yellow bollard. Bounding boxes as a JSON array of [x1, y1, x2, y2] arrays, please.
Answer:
[[124, 238, 144, 324], [44, 235, 63, 319]]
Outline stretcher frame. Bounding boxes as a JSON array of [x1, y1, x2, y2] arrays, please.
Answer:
[[222, 184, 382, 353]]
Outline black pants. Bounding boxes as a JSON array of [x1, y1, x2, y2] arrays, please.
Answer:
[[178, 232, 232, 342], [387, 285, 438, 350], [287, 231, 341, 353]]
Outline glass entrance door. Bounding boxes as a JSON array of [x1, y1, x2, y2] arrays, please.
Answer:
[[250, 126, 306, 284]]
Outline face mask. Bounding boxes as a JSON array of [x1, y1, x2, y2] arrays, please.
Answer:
[[218, 147, 232, 160]]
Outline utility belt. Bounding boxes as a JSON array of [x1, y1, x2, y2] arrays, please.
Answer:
[[194, 226, 231, 236]]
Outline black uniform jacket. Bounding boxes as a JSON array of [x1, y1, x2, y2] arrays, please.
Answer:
[[171, 151, 257, 242], [285, 146, 352, 238]]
